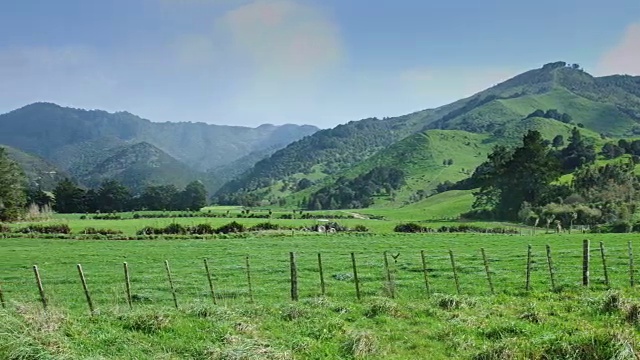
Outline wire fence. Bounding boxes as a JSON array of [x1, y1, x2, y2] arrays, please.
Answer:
[[0, 239, 636, 315]]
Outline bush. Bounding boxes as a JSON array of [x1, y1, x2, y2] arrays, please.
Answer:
[[250, 222, 281, 231], [217, 221, 245, 234], [190, 223, 216, 235], [82, 227, 123, 235], [163, 223, 188, 235], [394, 223, 428, 233], [0, 224, 10, 233], [17, 224, 71, 234], [354, 225, 369, 232]]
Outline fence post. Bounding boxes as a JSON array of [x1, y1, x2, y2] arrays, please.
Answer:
[[351, 252, 361, 300], [203, 259, 217, 305], [481, 248, 494, 295], [0, 281, 5, 309], [420, 250, 430, 295], [600, 241, 610, 289], [583, 239, 590, 287], [123, 262, 132, 309], [449, 250, 461, 295], [76, 264, 94, 315], [245, 255, 254, 303], [546, 245, 556, 291], [164, 260, 178, 309], [629, 241, 635, 287], [317, 253, 326, 296], [525, 245, 532, 292], [33, 265, 47, 310], [290, 252, 298, 301], [383, 251, 395, 299]]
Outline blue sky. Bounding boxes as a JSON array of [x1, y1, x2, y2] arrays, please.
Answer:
[[0, 0, 638, 128]]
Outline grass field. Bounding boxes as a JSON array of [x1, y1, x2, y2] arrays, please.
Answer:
[[2, 230, 640, 359]]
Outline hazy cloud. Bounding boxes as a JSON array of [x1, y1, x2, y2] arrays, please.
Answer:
[[598, 23, 640, 75], [222, 0, 343, 79]]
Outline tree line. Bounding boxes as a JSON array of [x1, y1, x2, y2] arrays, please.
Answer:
[[0, 147, 209, 220], [52, 179, 208, 213]]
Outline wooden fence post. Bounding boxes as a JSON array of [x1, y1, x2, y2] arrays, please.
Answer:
[[203, 259, 217, 305], [599, 241, 610, 289], [449, 250, 461, 295], [583, 239, 590, 287], [383, 251, 395, 299], [290, 252, 298, 301], [33, 265, 47, 310], [317, 253, 326, 296], [245, 255, 254, 303], [123, 262, 132, 309], [545, 245, 556, 291], [420, 250, 430, 295], [629, 241, 635, 287], [351, 252, 361, 300], [76, 264, 94, 315], [164, 260, 178, 309], [481, 248, 494, 295], [0, 281, 6, 309], [525, 245, 532, 292]]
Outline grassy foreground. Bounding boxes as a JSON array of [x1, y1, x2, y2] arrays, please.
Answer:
[[2, 233, 640, 358]]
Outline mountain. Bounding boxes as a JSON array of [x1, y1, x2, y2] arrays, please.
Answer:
[[214, 62, 640, 208], [76, 142, 213, 193], [0, 103, 318, 191], [1, 145, 68, 191]]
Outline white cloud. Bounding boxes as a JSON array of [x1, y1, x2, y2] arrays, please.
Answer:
[[598, 23, 640, 76]]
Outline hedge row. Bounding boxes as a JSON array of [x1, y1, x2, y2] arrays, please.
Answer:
[[393, 223, 519, 234]]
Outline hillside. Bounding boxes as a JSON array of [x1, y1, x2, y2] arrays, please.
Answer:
[[77, 142, 213, 194], [1, 145, 68, 191], [215, 62, 640, 208], [0, 103, 318, 187]]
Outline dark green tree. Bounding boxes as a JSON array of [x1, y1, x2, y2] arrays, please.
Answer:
[[0, 148, 27, 221], [53, 178, 86, 213], [552, 135, 565, 149], [179, 181, 207, 211], [140, 184, 179, 210], [473, 131, 561, 220], [95, 180, 131, 212], [560, 127, 596, 171]]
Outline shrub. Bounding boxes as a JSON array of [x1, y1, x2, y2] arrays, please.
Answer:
[[354, 225, 369, 232], [163, 223, 187, 235], [217, 221, 245, 234], [0, 224, 10, 233], [250, 222, 281, 231], [394, 223, 427, 233], [190, 223, 216, 235], [17, 224, 71, 234], [82, 227, 123, 235]]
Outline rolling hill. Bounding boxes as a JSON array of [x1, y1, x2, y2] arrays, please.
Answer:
[[1, 145, 68, 191], [0, 103, 318, 192], [214, 62, 640, 208]]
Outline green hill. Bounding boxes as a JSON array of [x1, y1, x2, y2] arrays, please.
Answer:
[[0, 103, 318, 191], [1, 145, 68, 191], [78, 142, 216, 194], [215, 63, 637, 209]]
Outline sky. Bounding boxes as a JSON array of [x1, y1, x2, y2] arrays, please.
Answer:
[[0, 0, 639, 128]]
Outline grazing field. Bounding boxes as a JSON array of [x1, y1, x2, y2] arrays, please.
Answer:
[[2, 232, 640, 359]]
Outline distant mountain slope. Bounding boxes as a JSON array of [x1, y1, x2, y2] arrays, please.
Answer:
[[0, 103, 319, 174], [1, 145, 67, 191], [78, 142, 213, 194], [215, 62, 638, 208]]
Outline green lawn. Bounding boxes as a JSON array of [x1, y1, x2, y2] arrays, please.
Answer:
[[2, 233, 640, 358]]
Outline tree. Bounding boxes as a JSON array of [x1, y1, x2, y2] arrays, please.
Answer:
[[53, 178, 86, 213], [178, 181, 207, 211], [0, 147, 27, 221], [560, 127, 596, 171], [140, 185, 179, 210], [95, 180, 131, 212], [560, 113, 573, 124], [602, 142, 625, 159], [473, 131, 561, 220], [552, 135, 565, 149]]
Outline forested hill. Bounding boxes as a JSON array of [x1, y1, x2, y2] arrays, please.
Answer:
[[0, 103, 318, 175], [214, 62, 640, 207], [1, 145, 68, 191]]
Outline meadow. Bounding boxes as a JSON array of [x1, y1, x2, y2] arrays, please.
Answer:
[[2, 219, 640, 359]]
